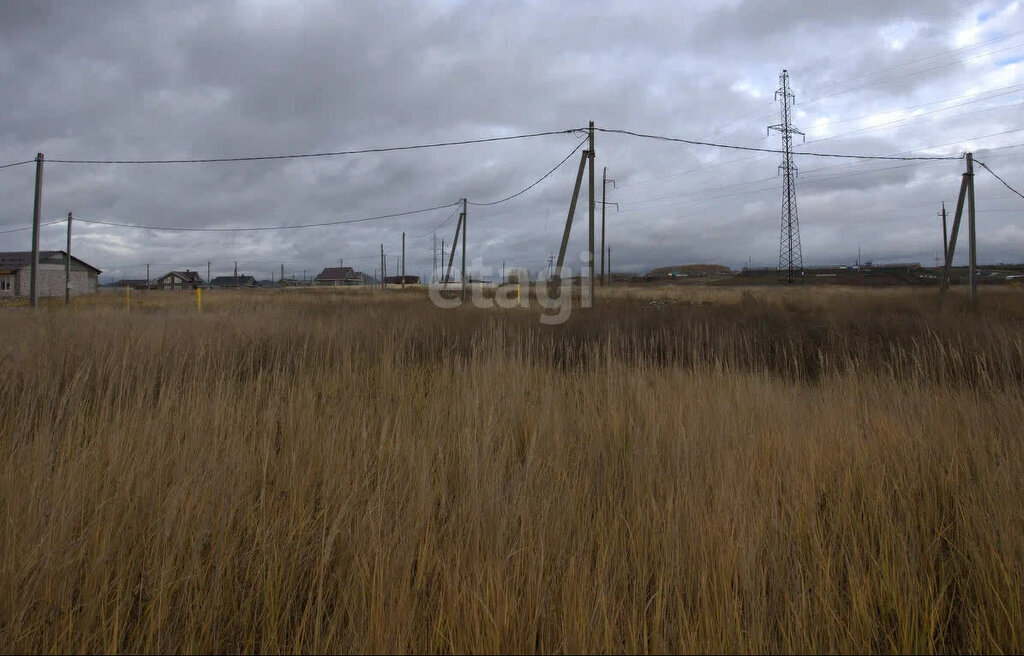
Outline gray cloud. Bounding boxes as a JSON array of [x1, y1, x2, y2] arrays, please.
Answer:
[[0, 0, 1022, 282]]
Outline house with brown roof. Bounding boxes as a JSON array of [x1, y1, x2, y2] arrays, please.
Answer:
[[210, 275, 256, 288], [154, 270, 203, 290], [313, 266, 365, 286]]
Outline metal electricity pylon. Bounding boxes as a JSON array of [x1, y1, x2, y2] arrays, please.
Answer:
[[768, 69, 804, 283]]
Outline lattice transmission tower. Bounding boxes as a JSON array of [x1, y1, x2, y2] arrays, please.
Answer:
[[768, 69, 804, 283]]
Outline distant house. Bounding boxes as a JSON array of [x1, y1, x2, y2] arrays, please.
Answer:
[[314, 267, 367, 286], [210, 275, 256, 288], [384, 275, 420, 285], [645, 264, 732, 279], [0, 251, 101, 298], [154, 270, 202, 290], [101, 279, 151, 290]]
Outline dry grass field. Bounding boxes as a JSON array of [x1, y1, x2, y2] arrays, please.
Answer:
[[1, 285, 1022, 653]]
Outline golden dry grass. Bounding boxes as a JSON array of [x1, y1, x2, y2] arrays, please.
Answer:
[[1, 285, 1022, 653]]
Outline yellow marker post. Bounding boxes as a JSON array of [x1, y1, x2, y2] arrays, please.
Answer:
[[196, 287, 203, 312], [125, 284, 129, 312]]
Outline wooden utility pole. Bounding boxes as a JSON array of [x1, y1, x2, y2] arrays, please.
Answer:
[[402, 232, 406, 289], [554, 150, 589, 281], [30, 153, 44, 308], [64, 212, 72, 305], [607, 245, 612, 286], [234, 261, 238, 287], [588, 121, 595, 295], [939, 202, 948, 265], [146, 264, 150, 288], [380, 244, 385, 290], [461, 198, 467, 303], [440, 239, 446, 282], [966, 152, 978, 307]]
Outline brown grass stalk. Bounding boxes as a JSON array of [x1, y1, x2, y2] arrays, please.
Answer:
[[0, 286, 1021, 652]]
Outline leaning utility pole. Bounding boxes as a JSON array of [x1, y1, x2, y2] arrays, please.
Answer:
[[554, 149, 589, 282], [64, 212, 72, 305], [30, 153, 44, 308], [444, 210, 463, 286], [939, 151, 978, 307], [768, 70, 805, 284], [588, 121, 596, 295]]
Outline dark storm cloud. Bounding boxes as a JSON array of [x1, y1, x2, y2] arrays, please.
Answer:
[[0, 0, 1021, 281]]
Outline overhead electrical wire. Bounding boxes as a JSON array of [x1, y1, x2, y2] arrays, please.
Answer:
[[977, 160, 1024, 202], [708, 31, 1024, 137], [468, 137, 588, 206], [73, 202, 460, 232], [412, 206, 461, 239], [806, 99, 1024, 146], [589, 127, 963, 160], [46, 138, 591, 235], [44, 129, 582, 165], [800, 41, 1024, 107], [0, 159, 35, 171], [807, 82, 1024, 131], [804, 29, 1024, 99], [0, 219, 64, 235]]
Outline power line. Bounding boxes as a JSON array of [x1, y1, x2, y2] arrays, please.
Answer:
[[808, 29, 1024, 96], [709, 31, 1024, 138], [977, 160, 1024, 202], [74, 202, 460, 232], [0, 218, 64, 235], [807, 82, 1024, 132], [45, 129, 582, 165], [805, 99, 1024, 146], [412, 206, 461, 239], [0, 159, 35, 171], [468, 137, 588, 206], [803, 41, 1024, 107], [590, 127, 963, 160]]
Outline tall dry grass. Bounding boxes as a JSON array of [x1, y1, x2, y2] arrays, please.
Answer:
[[1, 286, 1022, 653]]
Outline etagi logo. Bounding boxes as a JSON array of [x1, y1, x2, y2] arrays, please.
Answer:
[[427, 252, 593, 325]]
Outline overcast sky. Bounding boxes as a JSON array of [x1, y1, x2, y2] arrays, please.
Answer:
[[1, 0, 1022, 282]]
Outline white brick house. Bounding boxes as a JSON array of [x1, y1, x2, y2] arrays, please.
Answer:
[[0, 251, 101, 299]]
